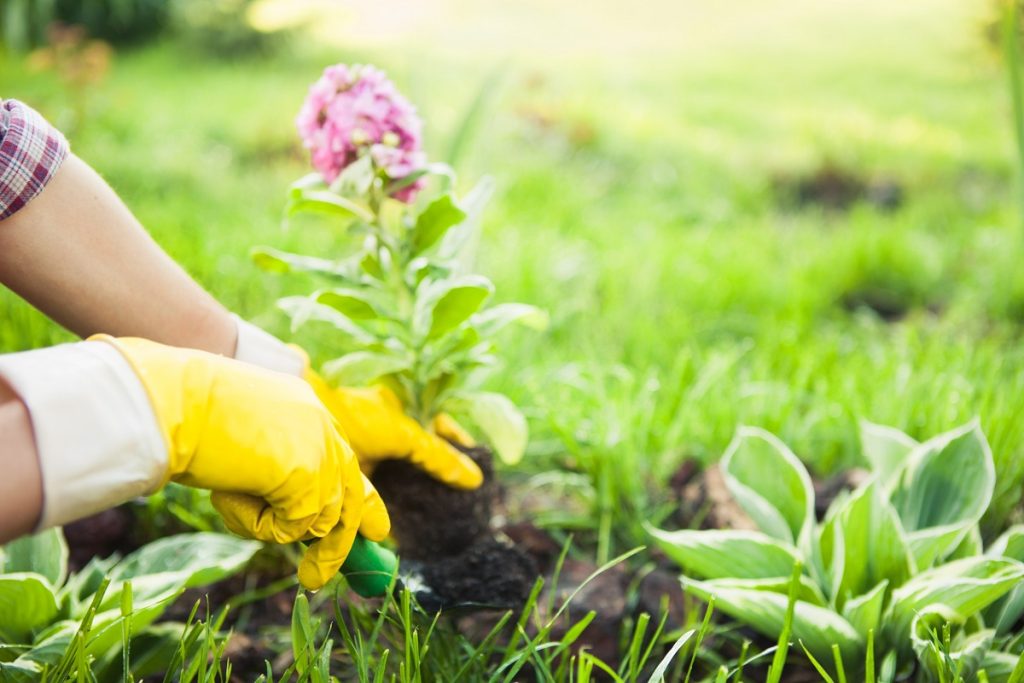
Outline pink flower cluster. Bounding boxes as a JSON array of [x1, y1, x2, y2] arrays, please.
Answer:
[[296, 64, 425, 202]]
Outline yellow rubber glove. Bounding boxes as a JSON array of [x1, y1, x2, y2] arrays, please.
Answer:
[[95, 336, 390, 590], [298, 355, 483, 490]]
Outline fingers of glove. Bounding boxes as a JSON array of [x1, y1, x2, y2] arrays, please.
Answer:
[[358, 473, 390, 542], [211, 492, 317, 543], [408, 429, 484, 490], [431, 413, 477, 447], [297, 457, 365, 590]]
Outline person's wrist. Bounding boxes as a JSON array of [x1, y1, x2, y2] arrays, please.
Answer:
[[0, 376, 42, 539], [232, 315, 304, 377], [0, 341, 167, 530]]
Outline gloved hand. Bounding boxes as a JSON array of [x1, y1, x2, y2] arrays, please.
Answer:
[[299, 356, 484, 490], [97, 336, 390, 590], [231, 318, 483, 490]]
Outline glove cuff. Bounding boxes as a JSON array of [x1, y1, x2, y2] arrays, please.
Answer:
[[0, 341, 167, 530], [232, 315, 304, 377]]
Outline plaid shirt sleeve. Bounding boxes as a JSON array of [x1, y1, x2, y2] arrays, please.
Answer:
[[0, 99, 69, 220]]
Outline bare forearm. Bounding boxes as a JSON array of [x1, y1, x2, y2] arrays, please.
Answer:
[[0, 154, 237, 356], [0, 378, 42, 541]]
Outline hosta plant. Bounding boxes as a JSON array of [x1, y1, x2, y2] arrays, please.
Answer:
[[253, 63, 546, 463], [0, 528, 259, 679], [649, 420, 1024, 681]]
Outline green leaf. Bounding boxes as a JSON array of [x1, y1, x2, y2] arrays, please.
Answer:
[[888, 557, 1024, 643], [315, 288, 381, 320], [647, 527, 802, 581], [720, 427, 815, 545], [842, 580, 888, 638], [286, 188, 373, 223], [891, 421, 995, 568], [251, 246, 357, 281], [683, 578, 863, 664], [470, 303, 550, 337], [859, 421, 918, 491], [832, 483, 912, 605], [911, 608, 994, 682], [0, 660, 41, 681], [986, 526, 1024, 634], [277, 296, 378, 344], [0, 573, 59, 641], [695, 576, 828, 607], [1, 527, 68, 587], [414, 275, 494, 341], [330, 154, 374, 197], [451, 391, 527, 464], [110, 533, 260, 589], [438, 176, 495, 260], [413, 194, 467, 253], [322, 352, 412, 387]]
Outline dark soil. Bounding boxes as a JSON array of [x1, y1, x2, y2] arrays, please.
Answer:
[[671, 459, 756, 531], [372, 444, 497, 559], [813, 467, 871, 519], [62, 504, 141, 572], [418, 537, 537, 607], [372, 444, 539, 609], [775, 164, 903, 212]]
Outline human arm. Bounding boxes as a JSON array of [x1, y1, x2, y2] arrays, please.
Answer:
[[0, 337, 388, 589], [0, 377, 42, 540], [0, 99, 481, 487]]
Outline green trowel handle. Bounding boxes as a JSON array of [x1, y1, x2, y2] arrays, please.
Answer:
[[340, 535, 398, 598]]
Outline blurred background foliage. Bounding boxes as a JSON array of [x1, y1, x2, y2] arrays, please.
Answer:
[[4, 0, 1024, 551]]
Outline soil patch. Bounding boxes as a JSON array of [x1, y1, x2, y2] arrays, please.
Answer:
[[372, 444, 538, 608], [775, 164, 903, 212]]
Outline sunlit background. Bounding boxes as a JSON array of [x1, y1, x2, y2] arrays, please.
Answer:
[[3, 0, 1024, 528]]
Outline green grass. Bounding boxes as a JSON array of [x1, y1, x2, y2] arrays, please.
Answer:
[[5, 0, 1024, 675], [4, 0, 1024, 536]]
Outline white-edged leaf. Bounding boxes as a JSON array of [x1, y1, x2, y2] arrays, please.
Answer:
[[892, 420, 994, 538], [697, 576, 828, 607], [647, 527, 801, 581], [321, 352, 411, 387], [906, 524, 972, 571], [986, 526, 1024, 634], [859, 421, 918, 492], [683, 578, 863, 664], [1, 528, 67, 587], [832, 483, 912, 605], [888, 556, 1024, 642], [0, 573, 58, 641], [720, 427, 815, 544], [110, 533, 260, 589], [911, 608, 993, 681], [449, 391, 527, 464], [842, 580, 888, 638]]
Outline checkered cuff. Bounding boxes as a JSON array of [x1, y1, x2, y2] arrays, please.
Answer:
[[0, 99, 69, 220]]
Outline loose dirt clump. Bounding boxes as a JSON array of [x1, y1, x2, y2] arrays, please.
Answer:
[[419, 537, 537, 607], [372, 444, 538, 608]]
